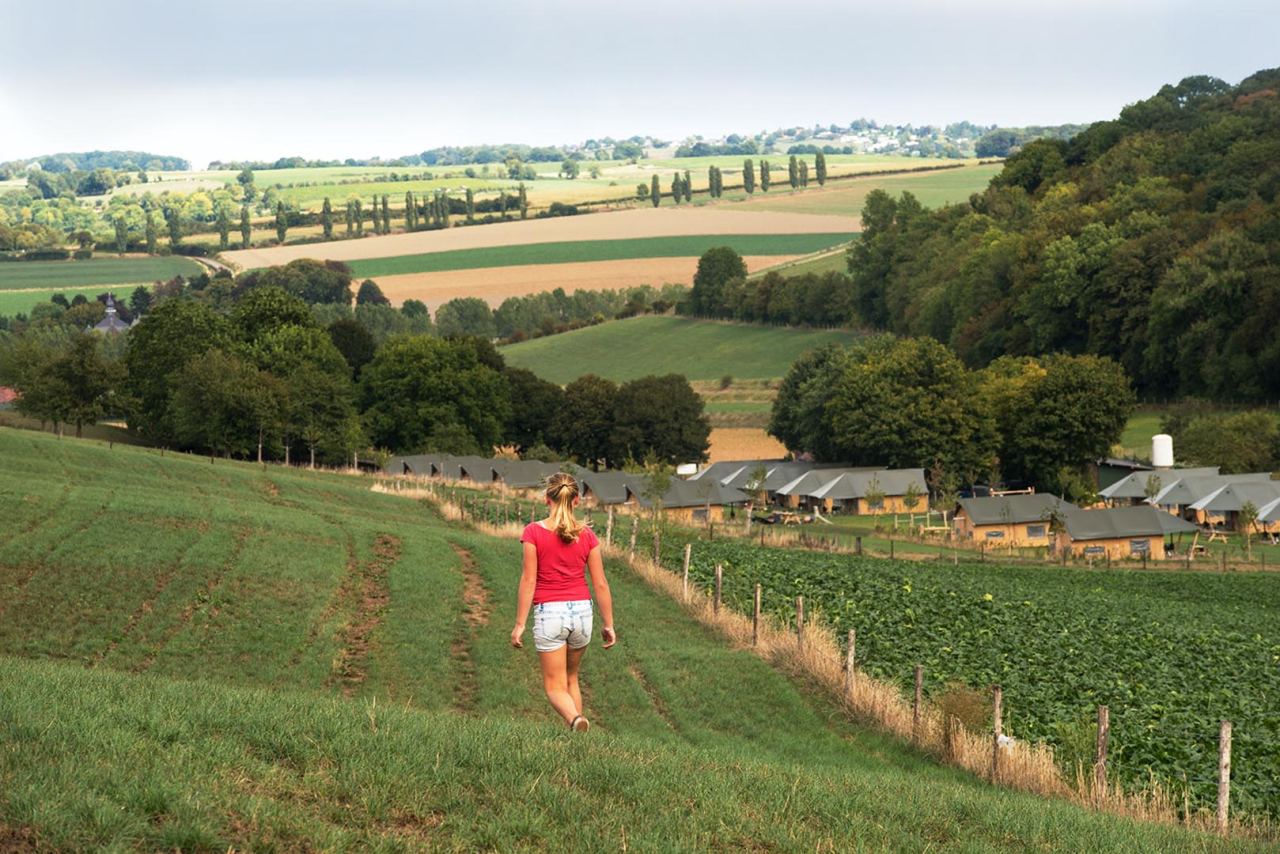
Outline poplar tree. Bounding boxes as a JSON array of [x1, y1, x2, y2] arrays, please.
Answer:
[[275, 202, 287, 243], [800, 160, 809, 187], [114, 217, 128, 253], [651, 174, 660, 207], [145, 210, 157, 253], [404, 192, 416, 230], [381, 195, 390, 232], [518, 183, 528, 219], [439, 191, 450, 227], [788, 155, 799, 188], [683, 170, 692, 202], [355, 199, 363, 235], [345, 201, 354, 236], [743, 159, 755, 194], [321, 197, 333, 239], [671, 174, 682, 205], [815, 151, 827, 186], [760, 160, 771, 192], [216, 206, 230, 249], [499, 190, 508, 218], [166, 207, 181, 246], [708, 166, 717, 198], [465, 187, 475, 222], [240, 205, 251, 247], [371, 197, 380, 234]]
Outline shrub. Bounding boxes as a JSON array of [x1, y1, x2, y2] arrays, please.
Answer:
[[719, 375, 733, 390], [934, 681, 989, 732], [72, 249, 93, 260]]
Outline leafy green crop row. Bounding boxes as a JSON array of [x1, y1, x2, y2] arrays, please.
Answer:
[[660, 537, 1280, 819]]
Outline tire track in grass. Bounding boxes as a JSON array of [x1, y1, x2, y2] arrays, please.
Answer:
[[0, 481, 72, 550], [626, 660, 677, 731], [289, 527, 359, 669], [134, 525, 252, 673], [330, 533, 400, 697], [449, 543, 490, 713]]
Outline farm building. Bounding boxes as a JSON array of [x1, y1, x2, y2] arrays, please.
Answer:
[[623, 477, 749, 525], [953, 494, 1076, 547], [775, 468, 929, 515], [1102, 468, 1280, 530], [1055, 506, 1197, 560], [1187, 481, 1280, 535], [578, 472, 636, 508], [1094, 457, 1152, 492]]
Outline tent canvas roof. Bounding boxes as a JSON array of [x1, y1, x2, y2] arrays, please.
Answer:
[[957, 494, 1076, 526], [1188, 480, 1280, 513], [1099, 467, 1219, 500], [1062, 506, 1197, 540]]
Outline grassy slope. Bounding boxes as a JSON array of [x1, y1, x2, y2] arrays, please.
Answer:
[[500, 316, 864, 384], [0, 256, 202, 290], [0, 428, 1251, 851], [347, 234, 853, 278], [739, 162, 1002, 216]]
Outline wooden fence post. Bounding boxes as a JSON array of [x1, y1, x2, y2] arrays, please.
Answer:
[[1094, 705, 1110, 802], [855, 536, 862, 556], [628, 522, 637, 561], [605, 507, 614, 547], [844, 629, 856, 694], [682, 544, 691, 601], [714, 563, 723, 615], [889, 538, 895, 560], [1218, 720, 1232, 835], [752, 584, 761, 646], [991, 684, 1003, 783], [795, 596, 804, 650], [913, 665, 923, 742]]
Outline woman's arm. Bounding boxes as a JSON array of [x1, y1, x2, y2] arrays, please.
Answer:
[[586, 546, 616, 648], [511, 542, 538, 648]]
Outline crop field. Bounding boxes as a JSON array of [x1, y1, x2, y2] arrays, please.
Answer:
[[750, 245, 852, 279], [739, 162, 1003, 217], [0, 256, 202, 290], [347, 233, 852, 278], [373, 256, 789, 312], [221, 207, 860, 270], [0, 429, 1243, 850], [661, 538, 1280, 819], [500, 316, 865, 384], [0, 287, 127, 318]]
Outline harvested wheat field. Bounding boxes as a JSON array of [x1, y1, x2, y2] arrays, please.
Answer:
[[706, 428, 789, 462], [374, 256, 792, 310], [221, 206, 860, 270]]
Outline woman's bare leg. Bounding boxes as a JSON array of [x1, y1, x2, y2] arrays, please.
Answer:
[[565, 645, 587, 716], [538, 647, 580, 723]]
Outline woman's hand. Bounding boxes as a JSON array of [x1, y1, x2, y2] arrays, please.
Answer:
[[601, 626, 617, 649], [510, 623, 525, 649]]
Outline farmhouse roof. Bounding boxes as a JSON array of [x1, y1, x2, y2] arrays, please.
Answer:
[[957, 494, 1076, 526], [1062, 506, 1197, 540], [689, 459, 786, 483], [579, 471, 636, 505], [88, 295, 130, 334], [488, 459, 562, 489], [628, 477, 749, 509], [1098, 467, 1220, 500], [1187, 480, 1280, 513]]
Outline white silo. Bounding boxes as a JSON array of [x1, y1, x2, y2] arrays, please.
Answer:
[[1152, 434, 1174, 469]]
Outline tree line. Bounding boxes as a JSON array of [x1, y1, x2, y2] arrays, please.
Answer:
[[769, 336, 1134, 499], [0, 262, 711, 467], [846, 69, 1280, 403]]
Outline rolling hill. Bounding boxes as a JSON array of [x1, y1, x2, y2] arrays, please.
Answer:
[[0, 427, 1250, 851]]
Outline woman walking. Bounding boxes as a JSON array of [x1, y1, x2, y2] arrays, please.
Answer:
[[511, 473, 616, 731]]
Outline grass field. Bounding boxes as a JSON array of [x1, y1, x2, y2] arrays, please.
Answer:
[[500, 316, 865, 384], [0, 429, 1252, 850], [348, 233, 852, 278], [1120, 410, 1166, 458], [0, 287, 127, 318], [0, 256, 202, 290], [751, 245, 852, 278], [739, 162, 1003, 217]]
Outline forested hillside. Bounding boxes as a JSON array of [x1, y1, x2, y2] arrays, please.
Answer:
[[848, 69, 1280, 402]]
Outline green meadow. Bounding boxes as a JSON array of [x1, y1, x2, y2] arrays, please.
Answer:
[[0, 256, 201, 290], [0, 428, 1257, 851], [348, 234, 853, 278], [500, 316, 866, 384]]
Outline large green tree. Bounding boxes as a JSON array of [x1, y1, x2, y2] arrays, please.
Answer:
[[435, 297, 497, 338], [611, 374, 711, 465], [689, 246, 747, 316], [503, 367, 566, 451], [551, 374, 618, 470], [241, 259, 353, 305], [359, 336, 510, 453]]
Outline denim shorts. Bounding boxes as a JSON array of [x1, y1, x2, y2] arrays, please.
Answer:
[[532, 599, 593, 652]]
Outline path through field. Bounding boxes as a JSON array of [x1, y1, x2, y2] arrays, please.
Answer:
[[220, 207, 860, 269]]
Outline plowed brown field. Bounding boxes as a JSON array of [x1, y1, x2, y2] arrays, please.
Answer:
[[706, 428, 789, 462], [374, 256, 793, 309], [221, 206, 859, 269]]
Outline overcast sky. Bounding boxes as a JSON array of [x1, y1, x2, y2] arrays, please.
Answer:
[[3, 0, 1276, 168]]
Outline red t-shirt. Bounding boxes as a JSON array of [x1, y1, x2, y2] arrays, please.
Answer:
[[521, 521, 598, 604]]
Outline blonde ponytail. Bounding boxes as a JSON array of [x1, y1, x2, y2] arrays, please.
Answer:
[[545, 473, 586, 543]]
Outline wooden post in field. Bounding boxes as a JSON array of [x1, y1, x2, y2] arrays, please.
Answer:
[[889, 538, 895, 560], [628, 522, 637, 561], [714, 563, 723, 615], [991, 684, 1003, 783], [752, 584, 762, 646], [605, 507, 614, 546], [745, 508, 752, 537], [682, 544, 691, 601], [1094, 705, 1110, 802], [795, 596, 804, 650], [1217, 720, 1232, 835], [843, 629, 856, 694], [855, 536, 862, 556], [913, 665, 923, 742]]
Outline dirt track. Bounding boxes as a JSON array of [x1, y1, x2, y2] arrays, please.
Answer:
[[374, 256, 793, 310], [221, 207, 859, 270]]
